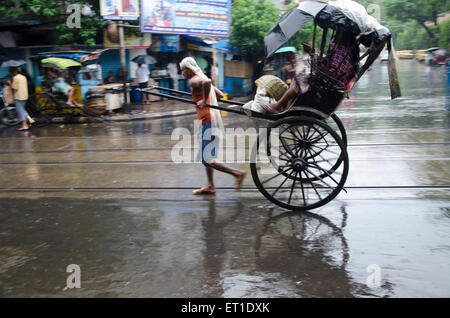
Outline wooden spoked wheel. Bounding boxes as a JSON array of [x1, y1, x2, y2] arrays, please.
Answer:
[[250, 116, 349, 211]]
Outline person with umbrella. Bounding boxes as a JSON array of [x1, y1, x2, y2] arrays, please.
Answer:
[[135, 63, 150, 103], [8, 67, 34, 130]]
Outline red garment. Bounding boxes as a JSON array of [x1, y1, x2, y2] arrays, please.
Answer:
[[192, 91, 211, 125]]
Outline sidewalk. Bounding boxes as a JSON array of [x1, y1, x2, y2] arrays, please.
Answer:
[[50, 95, 252, 123]]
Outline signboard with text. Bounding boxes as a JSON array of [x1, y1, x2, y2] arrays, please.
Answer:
[[100, 0, 140, 20], [140, 0, 231, 38]]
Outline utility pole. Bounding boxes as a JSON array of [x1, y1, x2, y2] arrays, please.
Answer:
[[118, 24, 128, 107]]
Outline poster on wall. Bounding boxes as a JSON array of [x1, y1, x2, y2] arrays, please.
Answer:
[[100, 0, 140, 20], [149, 34, 179, 52], [140, 0, 231, 38], [160, 35, 179, 52], [103, 32, 151, 49]]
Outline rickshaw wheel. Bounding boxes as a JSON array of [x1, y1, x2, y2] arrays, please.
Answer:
[[277, 111, 347, 180], [250, 116, 349, 211], [329, 113, 347, 148]]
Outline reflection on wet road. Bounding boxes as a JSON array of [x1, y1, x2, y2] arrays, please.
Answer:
[[0, 61, 449, 297], [1, 195, 448, 297]]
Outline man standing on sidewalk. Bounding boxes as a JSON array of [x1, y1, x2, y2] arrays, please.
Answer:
[[9, 67, 34, 131], [136, 63, 150, 103], [180, 57, 245, 195]]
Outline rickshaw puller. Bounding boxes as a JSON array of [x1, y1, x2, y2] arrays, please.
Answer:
[[180, 57, 246, 195]]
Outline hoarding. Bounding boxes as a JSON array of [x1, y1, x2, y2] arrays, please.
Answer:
[[103, 32, 151, 49], [100, 0, 140, 20], [140, 0, 231, 38]]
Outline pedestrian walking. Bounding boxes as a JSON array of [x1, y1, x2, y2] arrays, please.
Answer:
[[9, 67, 34, 130], [179, 57, 246, 195]]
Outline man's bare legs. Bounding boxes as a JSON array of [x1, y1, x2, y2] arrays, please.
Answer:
[[67, 89, 81, 107], [193, 161, 246, 195]]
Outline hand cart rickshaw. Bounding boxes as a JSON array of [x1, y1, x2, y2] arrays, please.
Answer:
[[27, 50, 109, 124], [141, 0, 401, 211]]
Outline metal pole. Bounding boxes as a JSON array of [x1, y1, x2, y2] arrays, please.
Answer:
[[118, 25, 129, 107], [141, 85, 245, 105], [211, 38, 218, 87]]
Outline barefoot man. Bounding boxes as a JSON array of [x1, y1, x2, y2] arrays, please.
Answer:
[[180, 57, 246, 195]]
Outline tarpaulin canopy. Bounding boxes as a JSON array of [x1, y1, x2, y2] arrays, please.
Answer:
[[263, 0, 400, 99], [34, 49, 108, 64], [264, 0, 390, 58], [41, 57, 82, 70], [184, 35, 238, 54]]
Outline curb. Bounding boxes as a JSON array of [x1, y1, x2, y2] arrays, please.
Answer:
[[49, 109, 197, 124]]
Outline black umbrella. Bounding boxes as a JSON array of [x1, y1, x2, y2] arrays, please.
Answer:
[[264, 0, 327, 58], [0, 59, 26, 68], [131, 55, 157, 65]]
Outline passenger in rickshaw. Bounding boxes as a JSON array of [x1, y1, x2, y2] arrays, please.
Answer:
[[47, 69, 81, 107], [261, 31, 359, 114]]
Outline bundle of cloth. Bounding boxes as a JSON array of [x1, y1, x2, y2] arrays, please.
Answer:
[[242, 75, 288, 113]]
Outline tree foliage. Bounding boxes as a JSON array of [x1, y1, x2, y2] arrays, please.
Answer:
[[384, 0, 450, 45], [0, 0, 106, 47], [229, 0, 280, 58], [439, 18, 450, 51]]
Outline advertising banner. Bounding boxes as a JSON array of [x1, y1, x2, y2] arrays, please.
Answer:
[[100, 0, 140, 20], [103, 32, 151, 49], [160, 35, 180, 52], [140, 0, 231, 38]]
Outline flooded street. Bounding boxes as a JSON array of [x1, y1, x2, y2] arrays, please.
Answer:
[[0, 60, 449, 298]]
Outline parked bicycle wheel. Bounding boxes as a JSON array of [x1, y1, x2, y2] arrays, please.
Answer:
[[0, 106, 20, 126]]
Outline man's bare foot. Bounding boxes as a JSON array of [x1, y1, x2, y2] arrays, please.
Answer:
[[67, 101, 81, 107], [193, 186, 216, 195], [235, 171, 246, 190]]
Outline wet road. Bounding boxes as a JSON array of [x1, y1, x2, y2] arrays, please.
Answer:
[[0, 60, 449, 297]]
